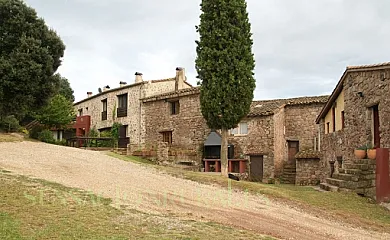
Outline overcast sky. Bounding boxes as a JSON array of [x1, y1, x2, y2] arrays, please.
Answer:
[[25, 0, 390, 102]]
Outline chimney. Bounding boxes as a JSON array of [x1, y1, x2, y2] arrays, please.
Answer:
[[87, 92, 93, 97], [175, 67, 186, 91], [119, 81, 127, 87], [135, 72, 143, 83], [103, 85, 110, 91]]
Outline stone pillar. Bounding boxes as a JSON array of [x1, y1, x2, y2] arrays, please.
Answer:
[[157, 142, 169, 164], [376, 148, 390, 203]]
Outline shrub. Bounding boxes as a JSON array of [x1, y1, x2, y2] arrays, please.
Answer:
[[0, 115, 21, 133], [20, 128, 29, 135], [99, 131, 114, 147], [38, 129, 55, 143], [29, 125, 46, 139], [55, 139, 67, 146]]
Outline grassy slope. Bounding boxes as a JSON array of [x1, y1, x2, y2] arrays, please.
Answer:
[[108, 153, 390, 233], [0, 170, 274, 240]]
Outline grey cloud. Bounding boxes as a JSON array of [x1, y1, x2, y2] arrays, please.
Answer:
[[25, 0, 390, 101]]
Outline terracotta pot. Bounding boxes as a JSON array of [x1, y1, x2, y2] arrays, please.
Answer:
[[354, 149, 367, 159], [367, 149, 376, 160]]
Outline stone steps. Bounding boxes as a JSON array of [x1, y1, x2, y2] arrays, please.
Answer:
[[343, 163, 376, 171], [320, 182, 339, 192], [281, 164, 296, 184], [321, 158, 376, 197], [332, 173, 359, 182]]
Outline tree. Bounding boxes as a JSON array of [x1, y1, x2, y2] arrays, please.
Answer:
[[53, 74, 75, 102], [0, 0, 66, 120], [195, 0, 256, 176], [35, 94, 75, 129]]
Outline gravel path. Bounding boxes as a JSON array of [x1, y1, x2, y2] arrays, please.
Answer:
[[0, 141, 388, 240]]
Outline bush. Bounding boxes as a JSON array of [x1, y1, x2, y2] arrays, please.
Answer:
[[55, 139, 67, 146], [99, 131, 114, 147], [29, 125, 46, 139], [38, 129, 55, 143], [0, 115, 21, 132]]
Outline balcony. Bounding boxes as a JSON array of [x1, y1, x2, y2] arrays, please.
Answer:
[[117, 108, 127, 118], [101, 111, 107, 121]]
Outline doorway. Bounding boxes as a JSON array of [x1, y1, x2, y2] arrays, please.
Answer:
[[250, 155, 263, 182], [287, 141, 299, 164], [372, 105, 380, 148], [118, 125, 129, 148]]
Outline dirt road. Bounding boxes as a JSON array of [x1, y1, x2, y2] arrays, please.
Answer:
[[0, 141, 388, 240]]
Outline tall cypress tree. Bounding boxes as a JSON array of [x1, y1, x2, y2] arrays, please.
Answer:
[[195, 0, 255, 176]]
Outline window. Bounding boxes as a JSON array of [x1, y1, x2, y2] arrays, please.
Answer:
[[332, 107, 336, 132], [230, 122, 248, 135], [78, 109, 83, 116], [162, 131, 172, 144], [117, 94, 128, 117], [326, 122, 330, 134], [341, 111, 345, 129], [102, 99, 107, 121], [170, 101, 180, 115]]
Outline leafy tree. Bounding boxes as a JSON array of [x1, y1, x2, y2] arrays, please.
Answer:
[[0, 0, 66, 120], [35, 94, 75, 129], [111, 122, 122, 148], [53, 74, 75, 102], [195, 0, 256, 176]]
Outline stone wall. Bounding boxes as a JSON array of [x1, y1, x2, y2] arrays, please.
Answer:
[[229, 115, 275, 181], [295, 150, 323, 185], [284, 103, 325, 151], [142, 91, 209, 164], [273, 107, 285, 177], [319, 68, 390, 178]]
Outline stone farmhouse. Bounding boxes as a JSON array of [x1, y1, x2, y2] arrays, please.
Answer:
[[72, 67, 328, 183], [73, 68, 192, 149], [141, 87, 328, 183], [316, 62, 390, 198]]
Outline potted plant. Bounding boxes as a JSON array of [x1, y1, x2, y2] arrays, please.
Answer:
[[367, 144, 376, 160], [354, 145, 367, 159]]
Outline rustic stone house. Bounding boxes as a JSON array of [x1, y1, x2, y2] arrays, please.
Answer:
[[316, 62, 390, 197], [72, 68, 192, 148], [141, 87, 328, 183]]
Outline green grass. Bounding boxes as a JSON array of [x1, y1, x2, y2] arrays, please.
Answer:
[[108, 153, 390, 232], [0, 133, 23, 142], [0, 171, 275, 240]]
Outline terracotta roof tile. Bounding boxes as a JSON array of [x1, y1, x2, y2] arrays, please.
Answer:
[[295, 150, 322, 159], [347, 62, 390, 70], [248, 95, 329, 117], [142, 87, 200, 102]]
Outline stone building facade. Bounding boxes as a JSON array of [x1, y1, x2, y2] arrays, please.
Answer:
[[73, 68, 191, 148], [316, 62, 390, 196], [141, 89, 328, 183]]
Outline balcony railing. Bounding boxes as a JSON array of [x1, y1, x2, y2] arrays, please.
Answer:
[[117, 107, 127, 117], [101, 111, 107, 121]]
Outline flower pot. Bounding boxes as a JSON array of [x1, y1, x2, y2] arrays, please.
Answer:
[[354, 149, 367, 159], [367, 149, 376, 160]]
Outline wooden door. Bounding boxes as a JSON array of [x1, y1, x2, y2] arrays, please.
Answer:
[[250, 155, 263, 182], [373, 105, 380, 148], [288, 141, 299, 164], [118, 125, 129, 148]]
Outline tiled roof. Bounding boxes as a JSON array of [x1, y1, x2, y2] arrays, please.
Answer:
[[74, 78, 178, 105], [295, 150, 322, 159], [346, 62, 390, 70], [142, 87, 200, 102], [248, 95, 329, 117]]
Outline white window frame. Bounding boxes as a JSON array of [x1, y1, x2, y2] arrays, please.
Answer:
[[230, 122, 248, 136]]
